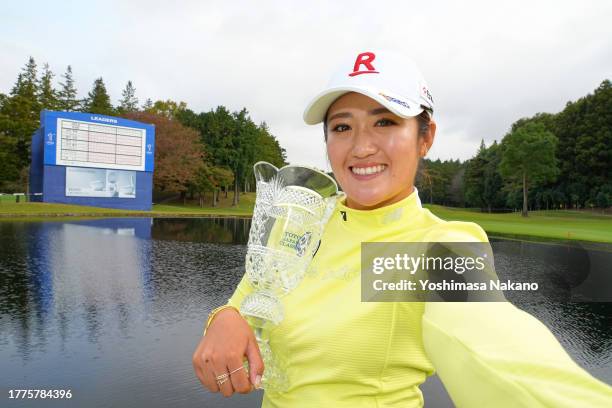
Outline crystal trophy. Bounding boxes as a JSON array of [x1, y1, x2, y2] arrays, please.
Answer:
[[240, 161, 338, 391]]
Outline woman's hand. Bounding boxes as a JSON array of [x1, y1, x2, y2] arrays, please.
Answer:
[[192, 308, 264, 397]]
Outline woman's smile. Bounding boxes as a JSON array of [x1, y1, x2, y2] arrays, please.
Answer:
[[349, 163, 388, 179]]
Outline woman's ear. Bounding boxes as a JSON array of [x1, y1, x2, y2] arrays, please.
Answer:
[[421, 120, 436, 157]]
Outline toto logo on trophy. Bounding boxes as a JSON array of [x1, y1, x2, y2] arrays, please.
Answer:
[[240, 161, 338, 392]]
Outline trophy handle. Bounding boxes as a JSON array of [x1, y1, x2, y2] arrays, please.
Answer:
[[276, 165, 338, 198], [254, 161, 279, 183]]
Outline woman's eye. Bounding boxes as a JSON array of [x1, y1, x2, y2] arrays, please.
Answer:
[[375, 118, 396, 127], [331, 124, 350, 132]]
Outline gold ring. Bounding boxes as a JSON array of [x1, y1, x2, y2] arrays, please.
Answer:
[[215, 372, 229, 381], [216, 377, 229, 386], [229, 365, 244, 375]]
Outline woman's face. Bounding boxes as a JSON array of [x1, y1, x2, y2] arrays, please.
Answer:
[[325, 92, 435, 210]]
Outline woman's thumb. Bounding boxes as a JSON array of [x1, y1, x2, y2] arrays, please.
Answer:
[[246, 337, 264, 388]]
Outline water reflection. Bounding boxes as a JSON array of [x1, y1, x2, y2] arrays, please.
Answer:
[[0, 219, 610, 408], [491, 238, 612, 381], [0, 217, 258, 408], [492, 238, 612, 302], [1, 219, 152, 359], [152, 217, 251, 244]]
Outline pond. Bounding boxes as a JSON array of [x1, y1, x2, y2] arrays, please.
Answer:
[[1, 217, 610, 407]]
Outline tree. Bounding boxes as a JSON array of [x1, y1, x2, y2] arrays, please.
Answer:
[[147, 99, 187, 119], [554, 80, 612, 207], [12, 57, 38, 100], [0, 57, 41, 174], [417, 161, 445, 204], [210, 166, 234, 205], [176, 105, 288, 204], [142, 98, 153, 111], [191, 164, 234, 207], [118, 80, 139, 113], [254, 121, 287, 167], [0, 133, 22, 191], [58, 65, 80, 111], [82, 77, 114, 115], [177, 106, 240, 202], [416, 158, 464, 206], [482, 142, 505, 211], [463, 140, 488, 208], [191, 164, 215, 206], [229, 108, 258, 204], [38, 63, 59, 111], [499, 122, 559, 216], [595, 191, 609, 213], [122, 111, 205, 195]]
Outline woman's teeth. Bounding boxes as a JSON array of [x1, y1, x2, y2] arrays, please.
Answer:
[[351, 164, 387, 176]]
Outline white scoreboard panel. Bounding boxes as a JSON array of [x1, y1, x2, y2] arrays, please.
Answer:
[[56, 118, 147, 171]]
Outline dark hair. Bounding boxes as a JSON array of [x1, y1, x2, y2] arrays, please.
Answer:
[[323, 107, 432, 142]]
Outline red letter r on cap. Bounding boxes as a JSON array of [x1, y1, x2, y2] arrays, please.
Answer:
[[349, 52, 380, 76]]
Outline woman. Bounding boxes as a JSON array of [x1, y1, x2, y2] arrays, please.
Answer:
[[193, 50, 612, 407]]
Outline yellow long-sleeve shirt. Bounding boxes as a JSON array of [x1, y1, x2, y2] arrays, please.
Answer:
[[227, 188, 612, 407]]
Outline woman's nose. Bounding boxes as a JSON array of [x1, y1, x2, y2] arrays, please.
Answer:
[[351, 126, 378, 158]]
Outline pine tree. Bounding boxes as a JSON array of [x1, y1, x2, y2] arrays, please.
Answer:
[[58, 65, 80, 111], [118, 80, 139, 113], [463, 139, 488, 208], [82, 77, 114, 115], [0, 57, 41, 170], [142, 98, 153, 111], [38, 63, 59, 111], [11, 57, 38, 101]]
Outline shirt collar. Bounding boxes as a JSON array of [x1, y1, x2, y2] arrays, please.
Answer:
[[333, 187, 424, 230]]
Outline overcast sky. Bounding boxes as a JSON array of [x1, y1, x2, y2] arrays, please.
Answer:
[[2, 0, 611, 171]]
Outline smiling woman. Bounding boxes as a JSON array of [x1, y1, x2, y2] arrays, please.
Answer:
[[324, 92, 433, 210], [192, 49, 612, 407]]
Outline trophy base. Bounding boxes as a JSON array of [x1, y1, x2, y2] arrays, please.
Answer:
[[240, 292, 290, 392], [240, 291, 284, 326], [257, 335, 289, 392]]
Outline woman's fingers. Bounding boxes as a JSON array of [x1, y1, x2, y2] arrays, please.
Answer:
[[212, 359, 235, 397], [192, 344, 219, 392], [202, 357, 220, 393], [245, 336, 264, 388], [228, 357, 251, 394]]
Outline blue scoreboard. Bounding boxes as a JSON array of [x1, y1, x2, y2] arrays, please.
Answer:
[[30, 111, 155, 210]]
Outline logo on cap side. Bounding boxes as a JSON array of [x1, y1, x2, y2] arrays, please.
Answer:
[[420, 84, 434, 105], [378, 92, 411, 110], [349, 52, 380, 77]]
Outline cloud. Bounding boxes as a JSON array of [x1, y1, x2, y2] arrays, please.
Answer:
[[1, 0, 611, 168]]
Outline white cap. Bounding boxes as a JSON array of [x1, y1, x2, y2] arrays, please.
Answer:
[[303, 50, 434, 125]]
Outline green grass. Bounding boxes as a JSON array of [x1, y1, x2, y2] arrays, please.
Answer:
[[0, 192, 256, 219], [1, 193, 611, 243], [424, 204, 612, 243], [152, 193, 255, 216], [0, 194, 21, 203]]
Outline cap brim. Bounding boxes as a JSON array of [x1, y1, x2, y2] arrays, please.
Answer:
[[303, 85, 424, 125]]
